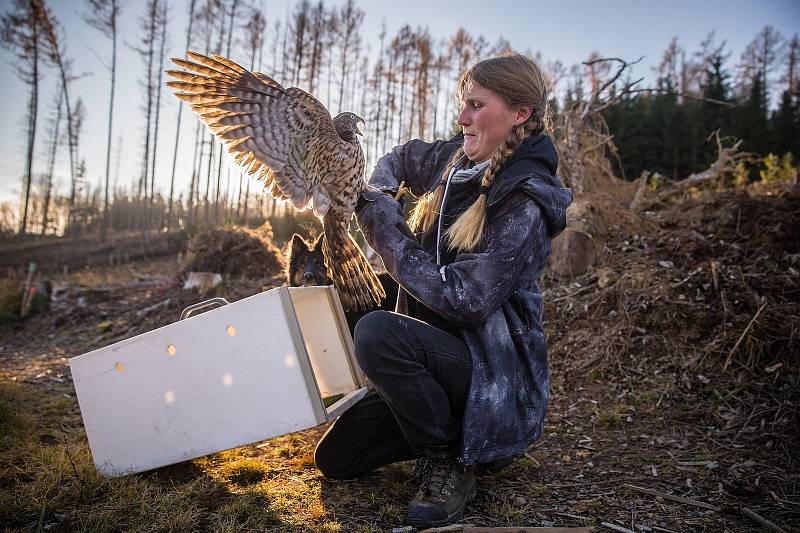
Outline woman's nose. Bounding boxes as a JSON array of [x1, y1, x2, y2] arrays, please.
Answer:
[[457, 107, 469, 126]]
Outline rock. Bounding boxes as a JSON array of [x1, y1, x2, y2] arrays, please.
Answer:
[[548, 228, 596, 279]]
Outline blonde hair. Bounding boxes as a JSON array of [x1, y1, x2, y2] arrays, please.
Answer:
[[408, 54, 549, 251]]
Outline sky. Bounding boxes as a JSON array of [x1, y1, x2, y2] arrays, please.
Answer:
[[0, 0, 798, 213]]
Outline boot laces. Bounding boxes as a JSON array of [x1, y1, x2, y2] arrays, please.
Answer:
[[419, 457, 461, 498]]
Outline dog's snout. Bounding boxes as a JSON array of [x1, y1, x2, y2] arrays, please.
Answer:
[[303, 272, 315, 282]]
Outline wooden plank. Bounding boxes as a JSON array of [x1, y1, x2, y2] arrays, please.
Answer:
[[418, 527, 595, 533]]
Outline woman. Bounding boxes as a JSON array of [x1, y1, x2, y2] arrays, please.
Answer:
[[315, 54, 573, 527]]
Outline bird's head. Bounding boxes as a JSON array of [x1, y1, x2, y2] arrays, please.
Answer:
[[333, 112, 365, 140]]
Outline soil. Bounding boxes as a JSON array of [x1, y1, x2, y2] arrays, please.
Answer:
[[0, 184, 797, 532]]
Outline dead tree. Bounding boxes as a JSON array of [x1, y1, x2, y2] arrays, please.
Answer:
[[212, 0, 239, 224], [392, 26, 412, 144], [306, 1, 325, 94], [147, 0, 168, 235], [549, 56, 643, 279], [290, 0, 309, 88], [84, 0, 121, 241], [68, 99, 88, 231], [209, 0, 227, 225], [336, 0, 363, 111], [40, 85, 63, 235], [323, 12, 337, 107], [415, 30, 432, 139], [1, 0, 45, 234], [240, 4, 266, 223], [166, 0, 197, 231], [630, 132, 757, 211], [38, 1, 79, 235], [132, 0, 160, 233]]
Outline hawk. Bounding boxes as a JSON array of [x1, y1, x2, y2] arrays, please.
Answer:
[[166, 51, 385, 311]]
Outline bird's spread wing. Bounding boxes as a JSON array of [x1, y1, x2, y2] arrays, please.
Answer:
[[166, 51, 341, 211]]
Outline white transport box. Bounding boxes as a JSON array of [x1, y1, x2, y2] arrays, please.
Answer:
[[69, 285, 367, 477]]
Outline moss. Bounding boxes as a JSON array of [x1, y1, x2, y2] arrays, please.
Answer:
[[597, 411, 621, 428]]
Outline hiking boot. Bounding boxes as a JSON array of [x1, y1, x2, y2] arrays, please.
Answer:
[[405, 456, 477, 527]]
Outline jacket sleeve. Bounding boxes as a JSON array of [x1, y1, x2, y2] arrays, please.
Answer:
[[369, 138, 459, 196], [356, 190, 548, 327]]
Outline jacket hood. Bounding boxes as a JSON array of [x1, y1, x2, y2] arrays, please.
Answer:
[[486, 133, 572, 238]]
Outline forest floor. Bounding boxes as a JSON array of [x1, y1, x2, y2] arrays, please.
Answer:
[[0, 182, 798, 532]]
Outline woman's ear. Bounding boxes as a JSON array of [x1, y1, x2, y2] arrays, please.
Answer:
[[514, 105, 533, 126]]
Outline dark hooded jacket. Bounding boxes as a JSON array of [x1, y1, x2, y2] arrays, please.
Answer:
[[356, 132, 573, 465]]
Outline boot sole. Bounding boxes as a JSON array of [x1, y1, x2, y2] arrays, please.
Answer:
[[405, 483, 477, 527]]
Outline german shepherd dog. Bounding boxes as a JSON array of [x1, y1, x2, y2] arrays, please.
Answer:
[[287, 233, 399, 337]]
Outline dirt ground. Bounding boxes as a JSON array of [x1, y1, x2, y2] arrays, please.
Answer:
[[0, 184, 798, 532]]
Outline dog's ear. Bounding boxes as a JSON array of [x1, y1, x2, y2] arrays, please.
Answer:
[[289, 234, 309, 256], [313, 232, 325, 250]]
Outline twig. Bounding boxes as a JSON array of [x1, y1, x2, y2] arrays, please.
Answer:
[[551, 283, 596, 302], [723, 301, 767, 370], [60, 424, 84, 485], [649, 526, 681, 533], [671, 267, 703, 289], [523, 451, 541, 467], [551, 511, 590, 521], [741, 507, 787, 533], [623, 484, 721, 512], [600, 522, 636, 533]]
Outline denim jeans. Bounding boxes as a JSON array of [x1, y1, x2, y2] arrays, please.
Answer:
[[314, 310, 472, 479]]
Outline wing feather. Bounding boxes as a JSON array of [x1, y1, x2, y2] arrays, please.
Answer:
[[166, 51, 344, 209]]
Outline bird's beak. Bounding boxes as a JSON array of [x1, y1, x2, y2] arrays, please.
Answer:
[[356, 119, 365, 136]]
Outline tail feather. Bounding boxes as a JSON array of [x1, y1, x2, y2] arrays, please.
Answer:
[[322, 215, 385, 312]]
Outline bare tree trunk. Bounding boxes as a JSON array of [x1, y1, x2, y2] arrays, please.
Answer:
[[148, 0, 168, 235], [167, 0, 196, 231], [41, 86, 63, 235], [307, 1, 324, 93], [291, 0, 309, 87], [187, 121, 202, 226], [211, 1, 228, 225], [21, 44, 40, 235], [383, 48, 394, 151], [84, 0, 122, 241], [337, 0, 363, 110], [136, 0, 159, 237], [0, 0, 46, 235], [37, 2, 78, 236]]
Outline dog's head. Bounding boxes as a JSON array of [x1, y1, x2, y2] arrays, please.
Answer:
[[287, 233, 331, 287]]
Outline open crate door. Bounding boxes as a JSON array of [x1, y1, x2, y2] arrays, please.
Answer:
[[69, 286, 366, 477]]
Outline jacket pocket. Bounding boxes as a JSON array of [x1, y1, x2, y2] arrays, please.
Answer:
[[503, 290, 536, 337]]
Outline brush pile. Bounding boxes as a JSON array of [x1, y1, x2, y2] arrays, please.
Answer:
[[181, 223, 285, 281], [542, 181, 799, 527]]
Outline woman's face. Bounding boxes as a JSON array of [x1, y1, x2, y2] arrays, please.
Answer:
[[457, 82, 532, 162]]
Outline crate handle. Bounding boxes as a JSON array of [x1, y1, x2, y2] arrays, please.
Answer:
[[180, 297, 230, 320]]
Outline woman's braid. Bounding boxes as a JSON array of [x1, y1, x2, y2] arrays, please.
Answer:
[[444, 118, 537, 251], [408, 146, 465, 233]]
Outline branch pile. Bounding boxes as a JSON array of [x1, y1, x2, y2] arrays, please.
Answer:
[[181, 223, 286, 281]]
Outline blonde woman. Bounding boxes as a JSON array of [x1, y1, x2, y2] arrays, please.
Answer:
[[315, 54, 573, 527]]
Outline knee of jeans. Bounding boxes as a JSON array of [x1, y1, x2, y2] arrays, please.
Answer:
[[314, 436, 358, 480], [353, 310, 395, 378]]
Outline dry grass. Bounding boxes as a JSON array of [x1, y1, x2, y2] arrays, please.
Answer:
[[0, 379, 353, 532]]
